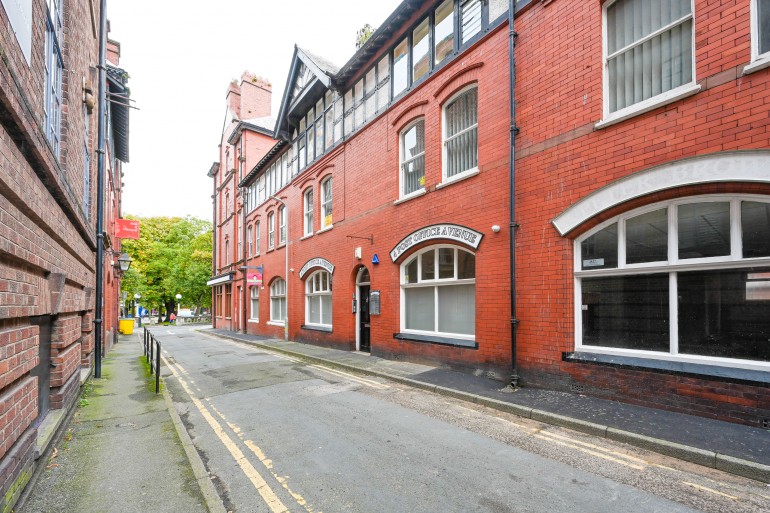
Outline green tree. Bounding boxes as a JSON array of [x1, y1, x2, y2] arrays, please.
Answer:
[[120, 216, 212, 321]]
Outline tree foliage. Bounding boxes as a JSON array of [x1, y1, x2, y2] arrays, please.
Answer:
[[120, 216, 212, 319]]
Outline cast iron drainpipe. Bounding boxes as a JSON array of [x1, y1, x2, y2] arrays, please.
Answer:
[[241, 183, 248, 334], [93, 0, 108, 378], [508, 0, 521, 387]]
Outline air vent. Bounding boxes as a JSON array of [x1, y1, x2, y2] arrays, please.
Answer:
[[761, 418, 770, 429], [570, 383, 585, 394]]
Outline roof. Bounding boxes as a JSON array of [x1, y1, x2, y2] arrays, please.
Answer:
[[106, 66, 130, 163], [207, 162, 220, 178], [227, 116, 276, 144], [238, 140, 288, 188]]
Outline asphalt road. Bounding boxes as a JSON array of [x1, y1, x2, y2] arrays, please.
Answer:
[[155, 326, 770, 513]]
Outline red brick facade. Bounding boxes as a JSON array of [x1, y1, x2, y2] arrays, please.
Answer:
[[211, 0, 770, 427], [0, 1, 129, 509]]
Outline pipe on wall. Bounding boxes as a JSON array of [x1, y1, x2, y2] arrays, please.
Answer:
[[508, 0, 520, 387]]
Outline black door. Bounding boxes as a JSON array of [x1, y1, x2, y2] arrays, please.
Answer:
[[30, 315, 52, 423], [359, 285, 371, 352]]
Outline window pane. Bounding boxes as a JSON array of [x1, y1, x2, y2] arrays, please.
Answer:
[[354, 79, 364, 129], [626, 208, 668, 264], [581, 223, 618, 270], [582, 274, 669, 351], [458, 250, 475, 279], [438, 284, 475, 335], [405, 287, 435, 331], [742, 201, 770, 258], [393, 38, 409, 97], [344, 90, 353, 136], [309, 295, 321, 324], [412, 18, 430, 83], [435, 0, 455, 65], [405, 257, 418, 284], [307, 125, 315, 161], [365, 68, 376, 121], [761, 0, 770, 54], [421, 249, 435, 280], [439, 248, 454, 279], [321, 295, 332, 325], [678, 268, 770, 362], [461, 0, 482, 44], [376, 56, 390, 111], [445, 88, 478, 178], [489, 0, 508, 21], [678, 202, 730, 259]]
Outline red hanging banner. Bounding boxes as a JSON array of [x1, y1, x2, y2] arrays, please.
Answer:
[[115, 219, 140, 240]]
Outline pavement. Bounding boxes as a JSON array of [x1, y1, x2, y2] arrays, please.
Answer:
[[17, 333, 214, 513], [15, 326, 770, 513]]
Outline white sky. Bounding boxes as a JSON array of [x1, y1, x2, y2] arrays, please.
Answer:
[[109, 0, 402, 221]]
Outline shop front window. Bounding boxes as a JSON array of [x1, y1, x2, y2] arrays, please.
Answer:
[[576, 196, 770, 368]]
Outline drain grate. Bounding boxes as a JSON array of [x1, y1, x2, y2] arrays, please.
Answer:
[[570, 383, 585, 394], [761, 418, 770, 429]]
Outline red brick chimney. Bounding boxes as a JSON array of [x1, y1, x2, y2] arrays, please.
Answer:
[[226, 81, 241, 119], [238, 71, 272, 119], [107, 39, 120, 65]]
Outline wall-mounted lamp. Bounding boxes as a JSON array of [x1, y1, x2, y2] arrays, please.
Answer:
[[114, 253, 132, 273], [491, 225, 501, 233]]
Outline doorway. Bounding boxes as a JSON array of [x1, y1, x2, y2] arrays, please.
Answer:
[[356, 266, 371, 352]]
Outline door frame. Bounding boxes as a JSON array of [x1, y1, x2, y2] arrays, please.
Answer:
[[355, 266, 370, 352]]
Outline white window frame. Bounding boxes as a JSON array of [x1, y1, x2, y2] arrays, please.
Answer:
[[279, 206, 286, 246], [247, 224, 253, 256], [440, 85, 479, 186], [305, 270, 332, 328], [268, 212, 275, 249], [44, 0, 63, 157], [320, 176, 333, 230], [574, 194, 770, 372], [746, 0, 770, 74], [598, 0, 700, 128], [400, 244, 476, 340], [303, 188, 314, 237], [249, 286, 259, 321], [399, 119, 427, 200], [270, 278, 287, 325]]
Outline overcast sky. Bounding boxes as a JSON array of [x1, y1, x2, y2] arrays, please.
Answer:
[[109, 0, 402, 221]]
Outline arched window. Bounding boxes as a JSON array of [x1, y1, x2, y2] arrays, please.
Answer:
[[256, 220, 261, 254], [321, 177, 333, 229], [576, 195, 770, 369], [250, 287, 259, 321], [401, 245, 476, 338], [305, 270, 332, 327], [279, 206, 286, 245], [442, 85, 478, 182], [400, 119, 425, 198], [247, 224, 253, 256], [270, 278, 286, 323]]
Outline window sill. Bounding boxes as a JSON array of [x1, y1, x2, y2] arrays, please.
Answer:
[[301, 324, 332, 333], [436, 168, 480, 190], [267, 320, 285, 327], [563, 352, 770, 387], [393, 188, 427, 205], [394, 332, 478, 349], [316, 225, 334, 235], [277, 242, 286, 249], [595, 83, 702, 130], [248, 319, 259, 323], [300, 233, 314, 241], [742, 55, 770, 76]]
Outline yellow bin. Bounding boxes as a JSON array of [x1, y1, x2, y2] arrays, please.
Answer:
[[119, 318, 134, 335]]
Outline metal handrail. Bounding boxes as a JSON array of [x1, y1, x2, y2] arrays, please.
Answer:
[[143, 327, 161, 393]]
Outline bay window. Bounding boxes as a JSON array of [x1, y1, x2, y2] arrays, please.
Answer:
[[576, 196, 770, 368]]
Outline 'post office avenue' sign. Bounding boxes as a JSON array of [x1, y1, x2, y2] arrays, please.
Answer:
[[390, 224, 483, 262]]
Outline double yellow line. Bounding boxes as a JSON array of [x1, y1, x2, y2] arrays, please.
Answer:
[[163, 355, 320, 513]]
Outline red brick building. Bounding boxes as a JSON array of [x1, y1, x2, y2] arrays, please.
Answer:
[[0, 1, 130, 509], [210, 0, 770, 427]]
